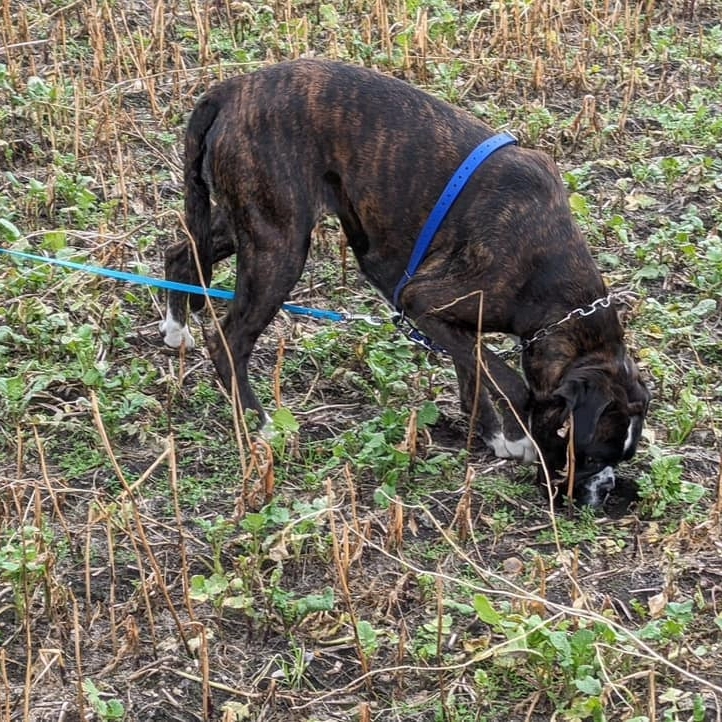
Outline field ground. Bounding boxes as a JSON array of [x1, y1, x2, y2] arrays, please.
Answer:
[[1, 1, 721, 720]]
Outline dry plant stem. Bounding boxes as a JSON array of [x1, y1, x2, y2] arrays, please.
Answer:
[[467, 289, 485, 451], [72, 598, 85, 721], [15, 425, 22, 479], [523, 690, 542, 722], [167, 667, 264, 699], [31, 426, 72, 544], [90, 391, 192, 657], [198, 623, 212, 721], [565, 411, 576, 512], [168, 435, 197, 621], [435, 573, 449, 719], [23, 578, 32, 721], [463, 289, 577, 591], [326, 477, 372, 692], [273, 337, 285, 409], [474, 333, 581, 599], [450, 464, 475, 542], [0, 650, 9, 722], [84, 505, 93, 624], [105, 514, 118, 652]]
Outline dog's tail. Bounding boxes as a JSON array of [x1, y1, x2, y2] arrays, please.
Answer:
[[183, 93, 220, 309]]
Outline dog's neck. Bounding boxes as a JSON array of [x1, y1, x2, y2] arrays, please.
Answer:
[[520, 307, 625, 399]]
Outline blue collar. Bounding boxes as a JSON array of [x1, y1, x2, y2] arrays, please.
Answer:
[[392, 131, 517, 310]]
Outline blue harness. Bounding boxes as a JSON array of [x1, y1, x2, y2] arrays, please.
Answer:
[[392, 131, 517, 310]]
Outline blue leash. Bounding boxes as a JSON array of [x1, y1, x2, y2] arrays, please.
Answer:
[[392, 132, 517, 310], [0, 247, 378, 324]]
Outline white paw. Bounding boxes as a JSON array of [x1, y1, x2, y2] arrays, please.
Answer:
[[160, 308, 196, 349], [258, 414, 276, 441], [487, 432, 538, 464]]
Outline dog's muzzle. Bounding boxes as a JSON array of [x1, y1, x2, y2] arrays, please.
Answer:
[[580, 465, 615, 507]]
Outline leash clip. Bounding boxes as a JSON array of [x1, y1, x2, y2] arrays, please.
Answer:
[[343, 313, 384, 326]]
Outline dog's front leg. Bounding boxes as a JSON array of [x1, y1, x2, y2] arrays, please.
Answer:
[[454, 348, 536, 464], [398, 302, 535, 464]]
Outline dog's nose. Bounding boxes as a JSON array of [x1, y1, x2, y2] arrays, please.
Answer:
[[596, 467, 615, 493], [582, 466, 616, 507]]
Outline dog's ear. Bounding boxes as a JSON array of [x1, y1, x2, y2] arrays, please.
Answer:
[[624, 357, 651, 411], [554, 376, 612, 447], [628, 399, 647, 416]]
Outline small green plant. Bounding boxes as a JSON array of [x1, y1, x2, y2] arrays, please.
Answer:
[[638, 600, 696, 645], [473, 594, 630, 717], [82, 679, 125, 721], [636, 447, 705, 519], [0, 525, 52, 617]]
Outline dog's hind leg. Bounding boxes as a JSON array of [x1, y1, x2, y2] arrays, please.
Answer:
[[207, 216, 311, 425], [161, 210, 236, 349]]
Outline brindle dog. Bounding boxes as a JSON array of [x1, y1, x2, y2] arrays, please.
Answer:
[[161, 59, 649, 506]]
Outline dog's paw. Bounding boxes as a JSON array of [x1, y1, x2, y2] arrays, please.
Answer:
[[160, 310, 196, 350], [487, 432, 538, 464], [258, 414, 277, 441]]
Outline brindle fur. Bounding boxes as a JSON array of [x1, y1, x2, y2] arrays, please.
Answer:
[[163, 59, 649, 505]]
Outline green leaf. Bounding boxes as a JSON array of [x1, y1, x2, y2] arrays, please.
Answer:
[[272, 407, 300, 434], [106, 699, 125, 719], [568, 192, 590, 216], [690, 299, 716, 317], [574, 675, 603, 696], [356, 619, 379, 654], [294, 587, 335, 619], [473, 594, 501, 626], [205, 572, 229, 596], [548, 630, 572, 659], [417, 401, 440, 429], [0, 217, 21, 240], [42, 230, 67, 250], [189, 574, 210, 601]]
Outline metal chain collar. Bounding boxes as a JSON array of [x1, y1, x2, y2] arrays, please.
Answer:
[[394, 292, 628, 358], [497, 293, 618, 360]]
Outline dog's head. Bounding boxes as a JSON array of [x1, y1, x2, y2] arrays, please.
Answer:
[[530, 354, 650, 506]]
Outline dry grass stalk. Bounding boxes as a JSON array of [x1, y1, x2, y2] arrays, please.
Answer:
[[358, 700, 371, 722], [450, 464, 475, 543], [31, 425, 72, 543], [72, 598, 85, 720], [273, 337, 285, 409], [386, 495, 404, 550], [90, 392, 193, 656], [435, 572, 449, 717], [0, 649, 9, 722], [327, 478, 372, 692], [565, 411, 577, 505], [103, 510, 120, 647]]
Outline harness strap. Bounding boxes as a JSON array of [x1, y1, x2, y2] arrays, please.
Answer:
[[391, 131, 517, 310]]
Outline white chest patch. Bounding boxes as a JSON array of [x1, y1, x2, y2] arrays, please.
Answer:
[[623, 416, 640, 456]]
